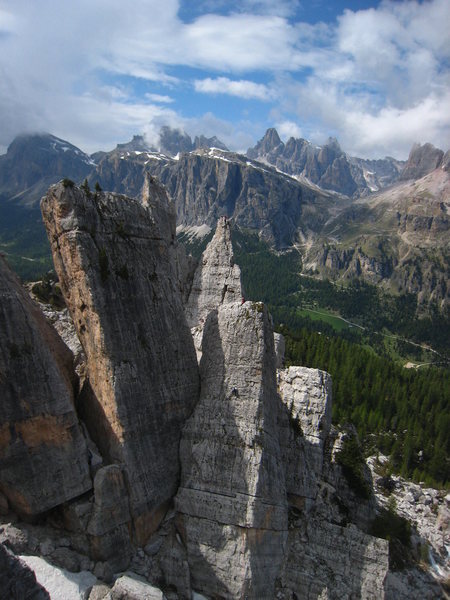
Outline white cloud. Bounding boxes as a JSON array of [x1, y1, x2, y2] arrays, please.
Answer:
[[145, 93, 174, 104], [0, 0, 448, 157], [276, 121, 304, 141], [194, 77, 274, 100], [279, 0, 450, 157]]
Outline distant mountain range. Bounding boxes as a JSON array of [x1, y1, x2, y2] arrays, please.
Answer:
[[0, 127, 448, 308], [247, 128, 405, 197]]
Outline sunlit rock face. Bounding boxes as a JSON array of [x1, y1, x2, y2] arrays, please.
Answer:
[[399, 142, 444, 181], [41, 180, 199, 543], [0, 256, 91, 516], [185, 216, 243, 361], [185, 216, 243, 329]]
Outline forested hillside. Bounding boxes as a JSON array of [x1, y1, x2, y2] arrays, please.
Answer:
[[228, 228, 450, 487], [283, 327, 449, 487]]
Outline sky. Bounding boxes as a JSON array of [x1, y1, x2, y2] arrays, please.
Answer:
[[0, 0, 449, 159]]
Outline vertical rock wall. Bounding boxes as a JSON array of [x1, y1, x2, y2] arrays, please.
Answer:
[[278, 366, 332, 504], [41, 181, 199, 543], [176, 302, 288, 599], [0, 257, 91, 515]]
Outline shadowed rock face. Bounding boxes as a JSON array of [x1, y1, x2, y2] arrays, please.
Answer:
[[41, 180, 199, 544], [0, 257, 91, 515], [176, 302, 288, 599], [0, 544, 50, 599]]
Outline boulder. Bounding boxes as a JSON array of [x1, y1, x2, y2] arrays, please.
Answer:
[[109, 573, 166, 599]]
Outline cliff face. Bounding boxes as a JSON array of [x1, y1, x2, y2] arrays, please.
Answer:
[[0, 257, 91, 516], [176, 302, 288, 598], [399, 143, 444, 181], [41, 180, 199, 543], [141, 149, 337, 249]]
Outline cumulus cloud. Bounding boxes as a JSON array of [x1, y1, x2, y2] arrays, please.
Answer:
[[0, 0, 448, 157], [281, 0, 450, 157], [276, 121, 304, 141], [145, 93, 175, 104], [194, 77, 274, 100]]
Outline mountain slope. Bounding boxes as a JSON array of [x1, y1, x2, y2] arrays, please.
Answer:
[[0, 129, 447, 311], [303, 165, 450, 307], [0, 133, 94, 207]]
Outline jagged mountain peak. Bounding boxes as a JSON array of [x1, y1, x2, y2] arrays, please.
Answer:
[[324, 136, 342, 151], [247, 129, 405, 197], [159, 125, 193, 155], [0, 132, 94, 205], [262, 126, 282, 146], [156, 126, 229, 156], [115, 134, 155, 153], [399, 141, 445, 181], [247, 127, 283, 158], [193, 134, 228, 151]]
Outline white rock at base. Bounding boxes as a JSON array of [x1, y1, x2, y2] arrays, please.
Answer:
[[110, 573, 166, 599], [19, 555, 97, 599]]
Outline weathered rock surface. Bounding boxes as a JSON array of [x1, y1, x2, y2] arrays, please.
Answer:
[[273, 332, 285, 368], [176, 302, 288, 599], [278, 367, 332, 503], [278, 520, 389, 599], [87, 465, 132, 571], [185, 216, 242, 329], [399, 142, 444, 181], [0, 257, 91, 516], [41, 181, 199, 543]]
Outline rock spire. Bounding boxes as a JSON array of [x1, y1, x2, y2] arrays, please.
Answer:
[[176, 302, 288, 598], [41, 180, 199, 543]]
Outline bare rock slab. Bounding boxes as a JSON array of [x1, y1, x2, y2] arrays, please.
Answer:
[[19, 554, 97, 600], [176, 301, 288, 599], [0, 257, 91, 516], [41, 182, 199, 544]]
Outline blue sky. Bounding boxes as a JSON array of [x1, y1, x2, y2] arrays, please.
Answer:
[[0, 0, 448, 158]]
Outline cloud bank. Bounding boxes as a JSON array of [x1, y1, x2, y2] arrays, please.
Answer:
[[0, 0, 448, 157]]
